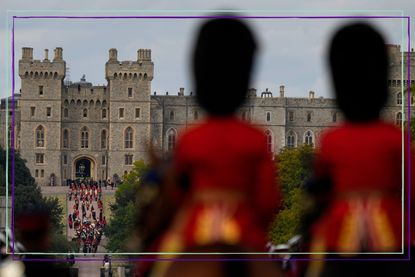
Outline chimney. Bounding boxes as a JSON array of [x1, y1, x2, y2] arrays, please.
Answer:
[[53, 47, 63, 61], [279, 85, 285, 98], [109, 48, 118, 62], [309, 90, 315, 99], [44, 49, 49, 61], [22, 47, 33, 61]]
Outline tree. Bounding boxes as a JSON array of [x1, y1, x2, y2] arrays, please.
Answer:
[[0, 146, 73, 252], [269, 145, 315, 244], [105, 160, 150, 252]]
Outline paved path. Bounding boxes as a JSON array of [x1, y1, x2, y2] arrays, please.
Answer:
[[40, 185, 116, 276]]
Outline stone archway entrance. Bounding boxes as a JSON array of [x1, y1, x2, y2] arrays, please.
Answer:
[[73, 156, 96, 180]]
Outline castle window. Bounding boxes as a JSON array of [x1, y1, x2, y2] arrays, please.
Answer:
[[265, 130, 273, 153], [304, 130, 313, 146], [289, 111, 294, 121], [41, 169, 44, 178], [396, 112, 402, 126], [135, 108, 141, 119], [63, 155, 67, 165], [124, 127, 133, 149], [30, 107, 36, 117], [102, 155, 106, 165], [167, 129, 177, 151], [307, 112, 312, 122], [266, 112, 271, 122], [63, 129, 69, 148], [64, 108, 68, 118], [101, 129, 107, 149], [35, 125, 45, 147], [83, 108, 88, 118], [8, 125, 13, 149], [125, 154, 133, 165], [332, 112, 337, 123], [287, 131, 296, 148], [169, 110, 174, 120], [81, 127, 89, 148], [35, 169, 39, 178], [397, 80, 401, 86], [102, 109, 107, 119], [36, 153, 45, 164], [128, 88, 133, 98], [397, 92, 402, 105], [119, 108, 124, 119], [39, 86, 44, 95], [194, 110, 199, 120], [46, 107, 51, 117]]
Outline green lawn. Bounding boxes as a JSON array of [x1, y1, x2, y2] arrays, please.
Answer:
[[103, 194, 115, 222], [47, 193, 67, 235]]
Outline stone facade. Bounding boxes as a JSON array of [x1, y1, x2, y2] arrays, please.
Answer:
[[0, 45, 413, 186]]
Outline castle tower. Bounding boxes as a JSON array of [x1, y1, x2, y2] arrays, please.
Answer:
[[19, 47, 65, 185], [105, 48, 154, 177]]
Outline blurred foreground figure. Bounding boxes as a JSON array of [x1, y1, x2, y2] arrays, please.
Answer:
[[15, 211, 71, 277], [137, 17, 282, 277], [305, 23, 415, 277]]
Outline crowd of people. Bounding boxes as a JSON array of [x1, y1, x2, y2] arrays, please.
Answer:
[[66, 179, 107, 253]]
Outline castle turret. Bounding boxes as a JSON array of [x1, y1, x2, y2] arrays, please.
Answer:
[[105, 49, 154, 177], [279, 85, 285, 98], [22, 47, 33, 61], [18, 47, 65, 186], [53, 47, 63, 62], [108, 48, 118, 63]]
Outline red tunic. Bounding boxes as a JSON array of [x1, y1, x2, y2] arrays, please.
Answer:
[[160, 116, 281, 252], [310, 120, 415, 252]]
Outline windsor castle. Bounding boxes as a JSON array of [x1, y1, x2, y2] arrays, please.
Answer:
[[0, 45, 413, 186]]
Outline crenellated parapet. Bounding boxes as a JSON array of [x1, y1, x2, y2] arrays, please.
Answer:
[[19, 47, 66, 80], [105, 48, 154, 81]]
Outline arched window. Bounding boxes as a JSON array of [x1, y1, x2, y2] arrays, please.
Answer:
[[287, 131, 296, 148], [63, 129, 69, 148], [64, 108, 68, 118], [167, 129, 177, 151], [83, 108, 88, 118], [266, 112, 271, 122], [265, 130, 273, 153], [8, 125, 13, 149], [169, 110, 175, 120], [102, 108, 107, 119], [81, 127, 89, 148], [36, 125, 45, 147], [397, 92, 402, 105], [304, 130, 313, 146], [101, 129, 107, 149], [396, 112, 402, 126], [124, 127, 133, 149]]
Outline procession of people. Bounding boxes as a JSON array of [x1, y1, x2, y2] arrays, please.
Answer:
[[66, 179, 107, 253]]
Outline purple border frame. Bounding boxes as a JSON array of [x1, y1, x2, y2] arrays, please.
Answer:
[[9, 14, 411, 263]]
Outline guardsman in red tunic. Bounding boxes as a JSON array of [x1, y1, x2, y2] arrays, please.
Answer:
[[144, 18, 282, 277], [305, 23, 415, 277]]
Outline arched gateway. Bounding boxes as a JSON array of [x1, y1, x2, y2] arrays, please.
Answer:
[[73, 156, 96, 180]]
